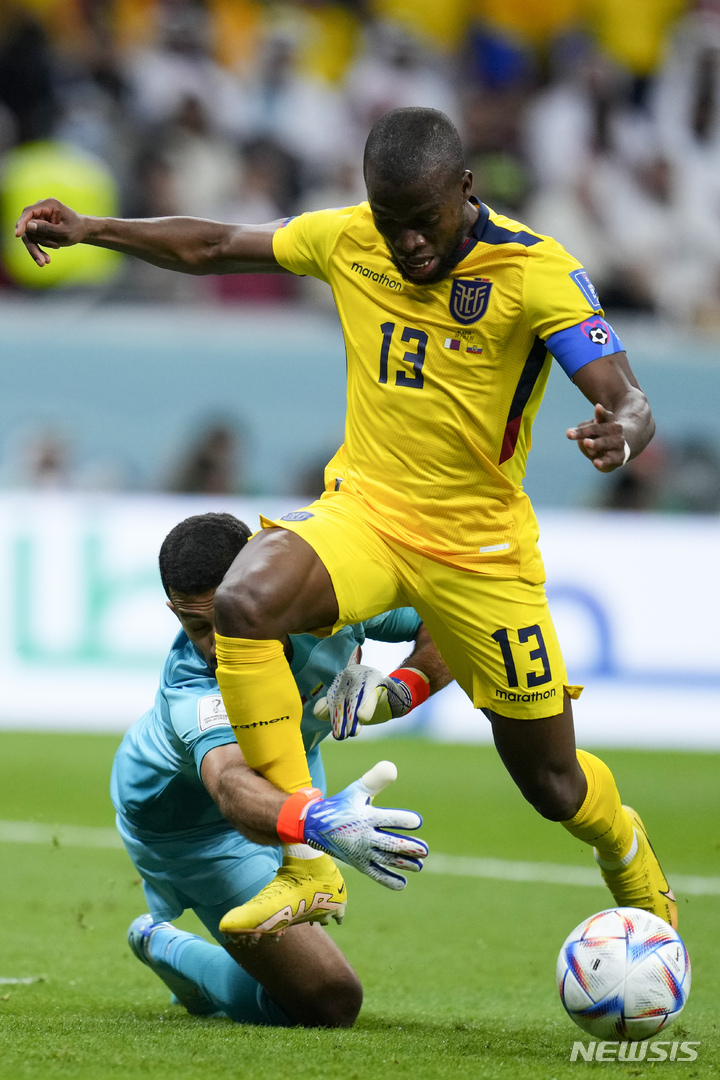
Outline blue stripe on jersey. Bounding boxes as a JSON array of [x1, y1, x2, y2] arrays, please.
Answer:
[[473, 202, 542, 248], [546, 318, 625, 379], [499, 336, 548, 464], [456, 200, 542, 265]]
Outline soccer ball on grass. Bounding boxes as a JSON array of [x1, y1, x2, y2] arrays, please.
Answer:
[[556, 907, 691, 1040]]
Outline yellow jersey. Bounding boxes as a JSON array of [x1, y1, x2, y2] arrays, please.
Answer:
[[272, 200, 610, 582]]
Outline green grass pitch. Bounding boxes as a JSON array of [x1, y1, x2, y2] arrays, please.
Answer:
[[0, 732, 717, 1080]]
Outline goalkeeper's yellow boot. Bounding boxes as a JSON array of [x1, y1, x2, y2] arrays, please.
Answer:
[[219, 854, 347, 940], [595, 806, 678, 929]]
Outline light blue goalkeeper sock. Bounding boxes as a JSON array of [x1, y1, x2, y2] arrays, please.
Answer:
[[148, 924, 290, 1026]]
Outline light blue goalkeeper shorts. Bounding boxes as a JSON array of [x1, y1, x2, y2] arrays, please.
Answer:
[[116, 816, 282, 942], [116, 751, 326, 943]]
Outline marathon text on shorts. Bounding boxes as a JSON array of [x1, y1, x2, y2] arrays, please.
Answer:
[[495, 688, 556, 702]]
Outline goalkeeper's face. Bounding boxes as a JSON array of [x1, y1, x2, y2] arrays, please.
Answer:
[[167, 590, 293, 671], [167, 588, 218, 670]]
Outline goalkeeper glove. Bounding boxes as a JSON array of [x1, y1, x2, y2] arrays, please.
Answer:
[[275, 760, 428, 890], [314, 663, 430, 740]]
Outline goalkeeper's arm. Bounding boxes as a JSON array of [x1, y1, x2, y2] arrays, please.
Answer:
[[314, 624, 453, 739], [201, 742, 288, 847], [201, 743, 427, 889]]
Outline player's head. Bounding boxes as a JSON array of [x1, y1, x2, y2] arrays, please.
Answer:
[[159, 512, 252, 669], [363, 107, 473, 286]]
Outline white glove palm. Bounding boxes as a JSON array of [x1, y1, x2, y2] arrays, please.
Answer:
[[314, 664, 413, 740]]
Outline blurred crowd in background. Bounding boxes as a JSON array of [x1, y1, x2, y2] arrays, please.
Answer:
[[5, 0, 720, 315], [1, 0, 720, 509], [3, 416, 719, 513]]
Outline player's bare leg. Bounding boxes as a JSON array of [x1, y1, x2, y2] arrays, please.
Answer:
[[129, 914, 362, 1026], [488, 692, 586, 820], [226, 921, 362, 1027], [488, 694, 677, 926], [216, 527, 340, 641], [212, 528, 346, 932]]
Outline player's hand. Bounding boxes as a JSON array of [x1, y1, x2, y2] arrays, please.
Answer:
[[15, 198, 88, 267], [302, 761, 428, 890], [567, 403, 629, 472], [314, 664, 416, 739]]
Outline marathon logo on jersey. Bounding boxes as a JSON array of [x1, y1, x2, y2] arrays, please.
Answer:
[[198, 695, 231, 732], [351, 262, 403, 291], [570, 268, 602, 311], [449, 277, 493, 325], [280, 511, 315, 522], [580, 317, 611, 346]]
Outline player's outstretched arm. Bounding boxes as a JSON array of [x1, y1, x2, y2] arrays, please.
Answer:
[[201, 745, 428, 890], [566, 351, 655, 472], [15, 197, 287, 275], [314, 624, 453, 739]]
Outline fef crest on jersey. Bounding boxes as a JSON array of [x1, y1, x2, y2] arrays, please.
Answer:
[[449, 277, 493, 325]]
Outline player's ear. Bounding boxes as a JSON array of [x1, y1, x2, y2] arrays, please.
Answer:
[[461, 170, 473, 196], [166, 600, 179, 618]]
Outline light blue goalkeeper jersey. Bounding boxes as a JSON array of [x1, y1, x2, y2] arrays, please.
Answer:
[[111, 609, 421, 841]]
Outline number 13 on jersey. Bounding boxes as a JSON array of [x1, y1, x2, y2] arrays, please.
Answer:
[[379, 322, 427, 389]]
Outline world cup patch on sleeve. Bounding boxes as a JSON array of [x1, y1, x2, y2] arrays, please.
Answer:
[[569, 269, 602, 311], [198, 695, 231, 732], [280, 511, 315, 522]]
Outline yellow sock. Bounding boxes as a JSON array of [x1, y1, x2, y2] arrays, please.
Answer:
[[562, 750, 634, 862], [215, 634, 311, 793]]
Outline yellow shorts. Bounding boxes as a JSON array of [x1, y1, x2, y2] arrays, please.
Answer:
[[261, 489, 582, 720]]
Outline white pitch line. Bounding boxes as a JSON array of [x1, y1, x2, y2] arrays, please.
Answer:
[[424, 853, 720, 897], [0, 976, 45, 985], [0, 820, 123, 849], [2, 820, 719, 898]]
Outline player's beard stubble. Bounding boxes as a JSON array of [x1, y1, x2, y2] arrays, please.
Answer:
[[386, 217, 469, 287]]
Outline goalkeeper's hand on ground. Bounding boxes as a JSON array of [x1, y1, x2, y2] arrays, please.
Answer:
[[314, 663, 430, 740], [276, 761, 428, 890]]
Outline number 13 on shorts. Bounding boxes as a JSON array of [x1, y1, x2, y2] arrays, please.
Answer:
[[492, 625, 552, 688], [479, 603, 582, 717]]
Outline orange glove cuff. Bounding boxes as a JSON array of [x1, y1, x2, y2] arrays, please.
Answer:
[[390, 667, 430, 709], [276, 787, 323, 844]]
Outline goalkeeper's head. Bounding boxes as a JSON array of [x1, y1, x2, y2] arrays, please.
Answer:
[[159, 512, 252, 669]]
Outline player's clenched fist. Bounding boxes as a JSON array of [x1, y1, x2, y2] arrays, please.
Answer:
[[567, 402, 630, 473], [15, 198, 87, 266]]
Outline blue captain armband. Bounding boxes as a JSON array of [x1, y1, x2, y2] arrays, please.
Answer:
[[545, 317, 625, 379]]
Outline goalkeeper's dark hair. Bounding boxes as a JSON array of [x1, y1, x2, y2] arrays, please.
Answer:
[[363, 107, 465, 187], [159, 512, 251, 598]]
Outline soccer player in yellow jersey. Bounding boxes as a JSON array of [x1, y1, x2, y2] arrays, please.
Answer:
[[17, 107, 677, 940]]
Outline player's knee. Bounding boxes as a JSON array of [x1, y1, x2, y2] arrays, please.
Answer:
[[213, 575, 283, 639], [523, 768, 585, 822], [304, 971, 363, 1028]]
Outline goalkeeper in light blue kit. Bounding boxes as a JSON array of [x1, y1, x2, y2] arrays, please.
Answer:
[[111, 511, 449, 1027]]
